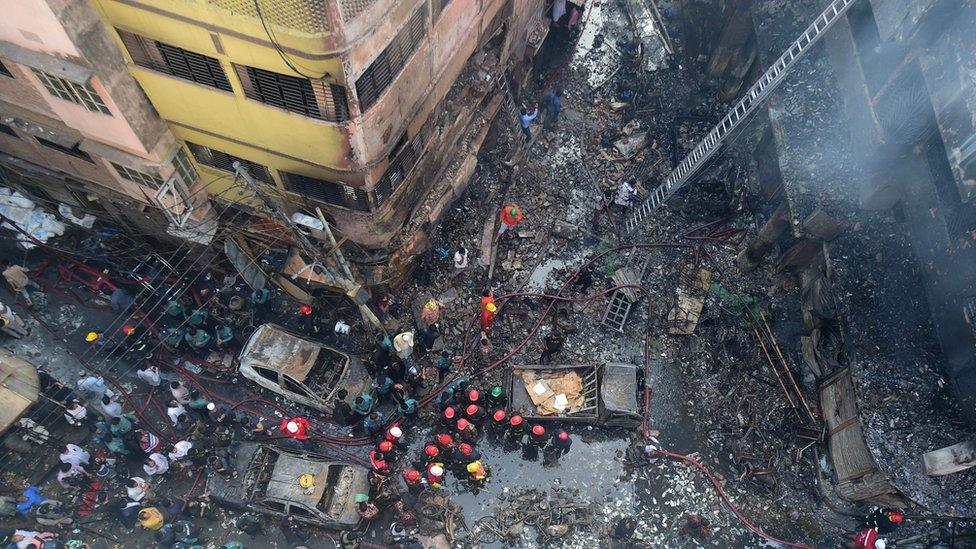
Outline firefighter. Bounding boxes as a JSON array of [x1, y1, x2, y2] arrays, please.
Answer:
[[456, 418, 477, 443], [466, 389, 480, 406], [465, 460, 488, 485], [529, 424, 549, 448], [553, 431, 572, 454], [368, 450, 389, 474], [508, 415, 527, 441], [441, 406, 459, 428], [403, 469, 423, 495], [455, 442, 481, 463], [377, 440, 396, 461], [489, 409, 508, 432], [423, 444, 441, 463], [465, 404, 486, 425], [486, 385, 505, 408], [864, 509, 904, 534], [384, 425, 403, 445], [435, 434, 454, 453], [426, 463, 445, 489]]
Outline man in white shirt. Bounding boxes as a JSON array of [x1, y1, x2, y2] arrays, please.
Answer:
[[126, 477, 149, 502], [166, 400, 186, 425], [63, 400, 87, 426], [99, 395, 122, 419], [143, 453, 169, 476], [136, 364, 161, 388], [167, 440, 192, 462], [454, 247, 469, 270], [59, 444, 90, 467]]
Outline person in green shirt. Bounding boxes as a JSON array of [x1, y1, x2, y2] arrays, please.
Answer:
[[186, 391, 209, 412], [110, 414, 136, 436], [162, 327, 184, 349], [165, 299, 186, 319], [185, 328, 212, 354], [105, 435, 129, 456], [215, 325, 234, 348], [186, 308, 209, 327]]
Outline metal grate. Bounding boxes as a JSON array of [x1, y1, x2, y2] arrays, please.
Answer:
[[338, 0, 377, 22], [187, 142, 273, 183], [111, 162, 164, 188], [31, 69, 111, 115], [170, 146, 199, 186], [154, 41, 233, 92], [237, 65, 350, 122], [602, 291, 633, 333], [281, 171, 369, 211], [355, 5, 428, 112], [207, 0, 329, 34]]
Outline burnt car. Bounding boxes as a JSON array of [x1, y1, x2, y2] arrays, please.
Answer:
[[207, 442, 370, 529], [508, 362, 642, 427], [238, 323, 370, 413]]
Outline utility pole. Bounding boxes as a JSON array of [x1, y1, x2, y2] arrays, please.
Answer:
[[232, 162, 383, 331]]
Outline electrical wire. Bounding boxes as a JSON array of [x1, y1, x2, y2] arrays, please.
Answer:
[[252, 0, 328, 79]]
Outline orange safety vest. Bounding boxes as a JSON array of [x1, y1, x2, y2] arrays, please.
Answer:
[[466, 460, 487, 480]]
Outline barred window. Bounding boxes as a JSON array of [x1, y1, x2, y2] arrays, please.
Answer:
[[281, 171, 369, 211], [117, 30, 232, 92], [0, 60, 12, 78], [111, 162, 164, 188], [186, 142, 273, 183], [35, 137, 94, 163], [235, 65, 350, 122], [31, 69, 111, 115], [171, 147, 199, 186], [374, 118, 431, 206], [355, 5, 427, 112]]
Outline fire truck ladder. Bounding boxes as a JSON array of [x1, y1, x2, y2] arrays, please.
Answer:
[[624, 0, 858, 233]]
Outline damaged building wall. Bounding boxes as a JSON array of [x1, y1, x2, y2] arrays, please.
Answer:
[[0, 0, 214, 239], [702, 0, 976, 511]]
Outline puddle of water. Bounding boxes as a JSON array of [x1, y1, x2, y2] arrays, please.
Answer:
[[526, 258, 567, 290]]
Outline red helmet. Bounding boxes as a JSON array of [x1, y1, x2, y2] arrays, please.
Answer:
[[466, 404, 479, 416], [531, 425, 545, 436], [436, 434, 453, 447], [443, 407, 456, 420], [298, 304, 313, 315], [404, 469, 421, 483], [510, 415, 523, 426], [378, 440, 393, 453], [492, 409, 506, 422], [456, 418, 470, 431], [888, 512, 904, 524], [558, 431, 569, 441], [424, 444, 439, 458], [459, 443, 473, 456], [122, 324, 136, 336], [468, 389, 480, 402]]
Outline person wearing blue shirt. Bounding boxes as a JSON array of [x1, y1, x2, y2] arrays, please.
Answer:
[[519, 103, 539, 141], [543, 88, 563, 131], [17, 486, 44, 516]]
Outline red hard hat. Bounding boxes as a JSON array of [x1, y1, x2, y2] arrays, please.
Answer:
[[456, 418, 470, 430], [459, 443, 473, 456], [558, 431, 569, 441], [299, 304, 312, 315], [532, 425, 545, 436], [404, 469, 421, 482], [468, 389, 480, 402], [378, 440, 393, 453], [466, 404, 478, 416], [122, 324, 136, 336], [444, 407, 456, 419], [510, 415, 523, 426], [424, 444, 439, 457], [493, 409, 506, 422], [436, 434, 453, 447], [888, 511, 904, 524]]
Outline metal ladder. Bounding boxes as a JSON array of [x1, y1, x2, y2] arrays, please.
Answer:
[[601, 253, 653, 332], [625, 0, 858, 233]]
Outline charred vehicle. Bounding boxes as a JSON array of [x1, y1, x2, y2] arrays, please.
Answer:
[[507, 362, 643, 427], [238, 323, 369, 413], [206, 442, 369, 529]]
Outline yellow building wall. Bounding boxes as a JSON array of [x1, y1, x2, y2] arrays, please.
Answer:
[[95, 0, 353, 177]]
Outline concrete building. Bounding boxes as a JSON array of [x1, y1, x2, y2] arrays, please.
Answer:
[[0, 0, 215, 243], [92, 0, 548, 282], [682, 0, 976, 511]]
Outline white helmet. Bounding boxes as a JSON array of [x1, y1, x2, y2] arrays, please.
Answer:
[[430, 465, 444, 476], [286, 421, 299, 433], [875, 541, 886, 549], [389, 426, 402, 438]]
